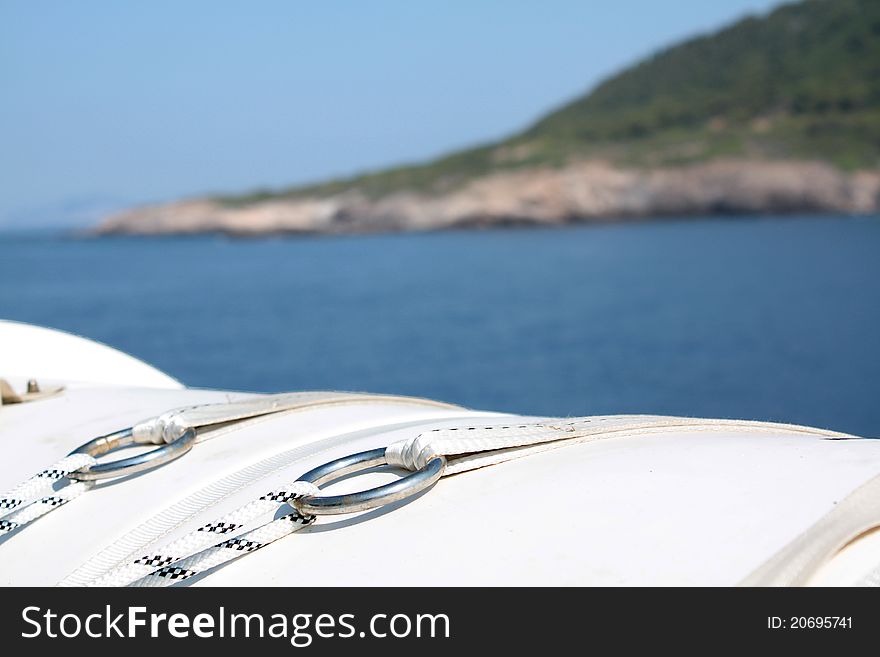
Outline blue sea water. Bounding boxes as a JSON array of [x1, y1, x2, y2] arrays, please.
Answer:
[[1, 215, 878, 436]]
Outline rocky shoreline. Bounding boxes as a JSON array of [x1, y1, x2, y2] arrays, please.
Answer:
[[94, 159, 880, 236]]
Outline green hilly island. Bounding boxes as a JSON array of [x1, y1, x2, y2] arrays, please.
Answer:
[[98, 0, 880, 236]]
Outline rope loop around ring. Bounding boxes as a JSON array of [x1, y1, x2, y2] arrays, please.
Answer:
[[68, 427, 197, 481], [293, 448, 446, 516]]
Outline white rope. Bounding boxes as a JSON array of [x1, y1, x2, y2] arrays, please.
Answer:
[[0, 454, 96, 534], [85, 482, 319, 587], [74, 414, 855, 587], [130, 513, 315, 587], [3, 392, 457, 542], [0, 481, 93, 536], [59, 445, 329, 586], [59, 416, 450, 586]]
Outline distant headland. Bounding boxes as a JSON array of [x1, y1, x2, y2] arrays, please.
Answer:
[[95, 0, 880, 237]]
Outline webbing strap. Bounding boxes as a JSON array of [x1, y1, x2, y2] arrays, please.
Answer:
[[740, 472, 880, 586], [74, 415, 857, 587], [2, 392, 460, 540], [385, 415, 852, 474]]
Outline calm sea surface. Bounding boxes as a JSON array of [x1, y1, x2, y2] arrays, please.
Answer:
[[1, 215, 878, 435]]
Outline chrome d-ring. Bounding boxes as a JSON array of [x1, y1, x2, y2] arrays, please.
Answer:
[[294, 447, 446, 516], [68, 427, 197, 481]]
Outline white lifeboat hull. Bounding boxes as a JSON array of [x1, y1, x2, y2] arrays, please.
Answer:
[[1, 321, 878, 586]]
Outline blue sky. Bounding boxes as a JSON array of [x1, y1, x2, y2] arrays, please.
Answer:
[[0, 0, 782, 226]]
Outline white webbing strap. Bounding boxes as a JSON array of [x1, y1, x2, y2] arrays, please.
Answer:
[[76, 414, 855, 587], [740, 471, 880, 586], [131, 391, 461, 446], [59, 413, 460, 587], [85, 482, 319, 587], [389, 416, 880, 586], [385, 415, 853, 475], [59, 444, 329, 587], [386, 414, 880, 587], [3, 391, 458, 540]]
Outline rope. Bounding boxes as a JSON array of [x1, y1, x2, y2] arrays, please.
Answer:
[[73, 414, 857, 587], [58, 415, 460, 586], [3, 391, 460, 541], [0, 454, 96, 535], [85, 482, 319, 587], [130, 514, 315, 587]]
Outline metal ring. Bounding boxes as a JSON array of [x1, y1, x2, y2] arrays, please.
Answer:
[[294, 447, 446, 516], [68, 427, 197, 481]]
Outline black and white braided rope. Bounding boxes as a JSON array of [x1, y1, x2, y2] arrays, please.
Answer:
[[132, 512, 315, 587], [86, 481, 319, 587], [0, 454, 96, 535]]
